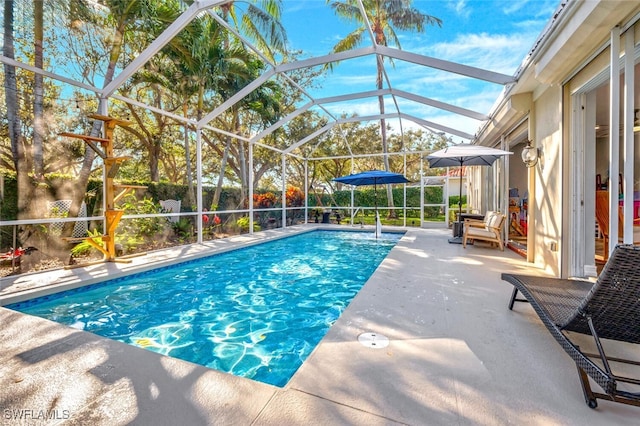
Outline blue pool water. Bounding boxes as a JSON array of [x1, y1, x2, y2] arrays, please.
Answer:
[[8, 230, 402, 387]]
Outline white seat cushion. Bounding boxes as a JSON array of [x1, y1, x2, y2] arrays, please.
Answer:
[[486, 213, 503, 229], [467, 227, 496, 238]]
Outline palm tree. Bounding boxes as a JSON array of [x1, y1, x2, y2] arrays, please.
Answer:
[[209, 58, 284, 211], [168, 16, 231, 208], [327, 0, 441, 217], [216, 0, 287, 63], [140, 7, 285, 210], [156, 15, 255, 208], [215, 0, 287, 208]]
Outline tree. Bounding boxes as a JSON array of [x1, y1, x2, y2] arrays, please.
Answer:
[[327, 0, 441, 217], [33, 0, 44, 179], [213, 0, 287, 209], [152, 14, 254, 207], [3, 0, 31, 217], [216, 0, 287, 63], [59, 0, 166, 237], [118, 81, 181, 183], [121, 2, 206, 191]]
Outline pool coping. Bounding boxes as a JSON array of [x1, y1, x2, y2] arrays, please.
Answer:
[[3, 225, 405, 389], [0, 225, 328, 305], [3, 225, 639, 425]]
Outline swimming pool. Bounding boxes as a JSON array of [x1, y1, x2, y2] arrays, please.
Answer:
[[7, 230, 403, 387]]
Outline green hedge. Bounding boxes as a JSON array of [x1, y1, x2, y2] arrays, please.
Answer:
[[319, 187, 458, 209], [0, 174, 247, 219]]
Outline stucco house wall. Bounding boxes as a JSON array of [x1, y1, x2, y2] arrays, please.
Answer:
[[473, 0, 640, 278], [532, 86, 563, 275]]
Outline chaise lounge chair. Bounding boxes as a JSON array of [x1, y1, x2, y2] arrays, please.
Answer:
[[502, 244, 640, 409]]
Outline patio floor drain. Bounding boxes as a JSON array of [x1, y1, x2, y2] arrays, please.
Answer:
[[358, 332, 389, 349]]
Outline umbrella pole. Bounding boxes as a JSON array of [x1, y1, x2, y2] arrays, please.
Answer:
[[448, 162, 464, 244], [375, 182, 378, 238], [458, 164, 463, 224]]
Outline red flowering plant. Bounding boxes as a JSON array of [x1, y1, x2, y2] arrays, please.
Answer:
[[286, 186, 306, 225], [286, 186, 305, 207], [253, 191, 278, 228], [253, 192, 278, 208]]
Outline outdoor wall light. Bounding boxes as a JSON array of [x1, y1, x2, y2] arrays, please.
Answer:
[[521, 140, 539, 168]]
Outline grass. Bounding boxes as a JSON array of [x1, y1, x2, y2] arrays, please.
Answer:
[[343, 214, 444, 227], [313, 204, 467, 227]]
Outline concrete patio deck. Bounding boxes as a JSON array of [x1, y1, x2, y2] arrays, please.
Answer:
[[1, 225, 638, 425]]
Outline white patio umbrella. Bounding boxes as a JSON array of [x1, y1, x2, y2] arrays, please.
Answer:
[[426, 144, 513, 243]]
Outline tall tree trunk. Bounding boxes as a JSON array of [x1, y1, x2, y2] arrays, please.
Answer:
[[31, 0, 48, 220], [33, 0, 44, 179], [184, 101, 197, 209], [376, 56, 396, 218], [212, 135, 231, 210], [62, 17, 128, 236], [4, 0, 31, 218], [237, 140, 247, 209], [149, 135, 161, 182]]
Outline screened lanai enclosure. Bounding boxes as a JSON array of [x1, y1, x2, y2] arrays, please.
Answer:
[[1, 0, 543, 275]]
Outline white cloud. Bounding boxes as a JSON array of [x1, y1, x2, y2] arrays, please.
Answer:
[[283, 0, 558, 141], [501, 0, 531, 15], [416, 32, 534, 74], [449, 0, 471, 19]]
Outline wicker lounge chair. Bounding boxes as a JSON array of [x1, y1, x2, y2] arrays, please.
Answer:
[[502, 244, 640, 409]]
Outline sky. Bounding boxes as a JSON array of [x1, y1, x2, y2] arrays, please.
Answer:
[[277, 0, 560, 140], [1, 0, 561, 143]]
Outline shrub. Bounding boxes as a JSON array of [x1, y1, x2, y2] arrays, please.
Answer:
[[253, 192, 277, 208], [117, 193, 167, 241], [286, 186, 305, 207], [236, 216, 260, 232], [172, 218, 193, 238], [70, 229, 103, 257]]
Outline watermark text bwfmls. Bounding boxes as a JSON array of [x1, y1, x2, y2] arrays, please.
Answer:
[[4, 409, 70, 421]]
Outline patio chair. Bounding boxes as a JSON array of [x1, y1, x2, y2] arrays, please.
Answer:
[[462, 212, 505, 250], [47, 199, 88, 238], [159, 199, 181, 223], [464, 210, 498, 229], [502, 244, 640, 409]]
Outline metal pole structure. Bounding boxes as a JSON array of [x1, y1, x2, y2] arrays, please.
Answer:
[[196, 128, 203, 243], [419, 158, 424, 225], [623, 29, 634, 243], [458, 161, 463, 221], [608, 26, 620, 255], [374, 181, 378, 238], [403, 153, 407, 227], [304, 160, 308, 224], [281, 154, 287, 228], [248, 142, 254, 234]]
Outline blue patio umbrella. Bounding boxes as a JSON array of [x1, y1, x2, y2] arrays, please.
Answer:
[[333, 170, 410, 237]]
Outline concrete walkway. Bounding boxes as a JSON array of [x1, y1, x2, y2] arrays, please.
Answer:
[[1, 226, 638, 425]]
